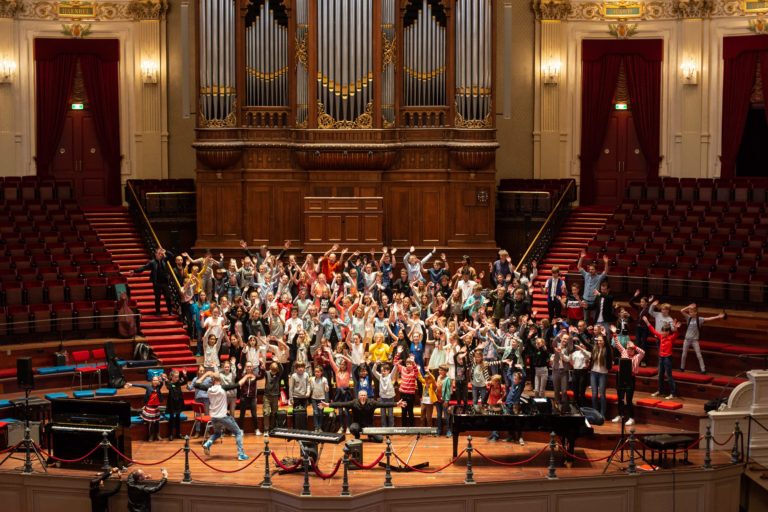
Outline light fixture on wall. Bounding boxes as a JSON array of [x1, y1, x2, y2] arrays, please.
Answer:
[[680, 59, 698, 85], [141, 59, 159, 84], [542, 57, 561, 86], [0, 58, 16, 84]]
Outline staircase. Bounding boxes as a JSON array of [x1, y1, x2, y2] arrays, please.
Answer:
[[83, 207, 198, 368], [531, 206, 614, 313]]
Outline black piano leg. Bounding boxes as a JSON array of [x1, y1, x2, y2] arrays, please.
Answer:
[[452, 433, 459, 458], [563, 434, 576, 468]]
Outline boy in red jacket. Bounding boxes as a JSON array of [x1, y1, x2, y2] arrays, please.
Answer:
[[644, 317, 681, 400]]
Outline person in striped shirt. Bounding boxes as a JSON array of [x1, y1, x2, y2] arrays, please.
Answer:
[[394, 355, 419, 426], [610, 326, 645, 426]]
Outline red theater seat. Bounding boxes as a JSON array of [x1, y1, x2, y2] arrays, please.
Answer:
[[671, 371, 713, 385], [636, 398, 661, 407], [656, 401, 683, 410]]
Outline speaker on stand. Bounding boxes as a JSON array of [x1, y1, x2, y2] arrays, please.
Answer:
[[2, 358, 47, 473]]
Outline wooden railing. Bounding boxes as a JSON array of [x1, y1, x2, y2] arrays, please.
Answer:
[[400, 107, 449, 128], [516, 180, 576, 269], [242, 107, 291, 128]]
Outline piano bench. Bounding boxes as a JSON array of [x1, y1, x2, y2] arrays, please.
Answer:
[[44, 392, 70, 401], [641, 434, 696, 468], [73, 390, 96, 399]]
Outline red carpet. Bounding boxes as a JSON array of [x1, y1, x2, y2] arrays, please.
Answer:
[[531, 206, 613, 313], [84, 208, 198, 367]]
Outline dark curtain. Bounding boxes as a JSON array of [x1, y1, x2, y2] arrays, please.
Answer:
[[80, 54, 122, 206], [720, 51, 760, 179], [625, 53, 662, 178], [761, 52, 768, 125], [34, 54, 77, 176], [579, 54, 622, 205]]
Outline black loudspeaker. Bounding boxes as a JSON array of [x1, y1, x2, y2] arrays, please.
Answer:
[[17, 357, 34, 389], [617, 358, 633, 391], [345, 439, 364, 470]]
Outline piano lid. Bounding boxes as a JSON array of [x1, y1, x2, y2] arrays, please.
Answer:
[[51, 399, 132, 427]]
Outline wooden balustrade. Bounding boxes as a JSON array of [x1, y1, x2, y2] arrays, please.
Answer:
[[400, 107, 449, 128]]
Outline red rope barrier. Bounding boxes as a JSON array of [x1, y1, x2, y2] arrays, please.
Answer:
[[35, 442, 102, 464], [190, 449, 262, 473], [712, 433, 735, 446], [556, 440, 628, 463], [0, 441, 24, 456], [349, 451, 386, 470], [311, 458, 343, 479], [391, 449, 466, 474], [685, 436, 705, 450], [270, 450, 303, 472], [473, 444, 549, 467], [110, 445, 182, 466]]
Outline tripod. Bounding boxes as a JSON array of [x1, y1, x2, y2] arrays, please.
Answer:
[[1, 388, 47, 474]]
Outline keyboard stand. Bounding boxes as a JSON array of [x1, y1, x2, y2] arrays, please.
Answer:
[[380, 433, 429, 472]]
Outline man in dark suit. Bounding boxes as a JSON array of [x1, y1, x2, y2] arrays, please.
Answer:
[[89, 467, 122, 512], [127, 468, 167, 512], [133, 247, 175, 316]]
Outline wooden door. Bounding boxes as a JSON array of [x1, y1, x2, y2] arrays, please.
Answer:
[[50, 108, 108, 206], [592, 109, 647, 206]]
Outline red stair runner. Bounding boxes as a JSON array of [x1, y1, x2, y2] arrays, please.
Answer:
[[84, 208, 198, 367], [530, 207, 613, 314]]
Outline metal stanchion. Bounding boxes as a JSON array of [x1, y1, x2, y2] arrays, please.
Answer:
[[704, 424, 712, 470], [627, 428, 637, 475], [22, 426, 33, 475], [341, 446, 351, 496], [101, 431, 111, 472], [384, 438, 393, 488], [182, 436, 192, 484], [464, 435, 475, 484], [731, 421, 742, 464], [261, 435, 272, 488], [301, 446, 311, 496], [547, 432, 557, 480]]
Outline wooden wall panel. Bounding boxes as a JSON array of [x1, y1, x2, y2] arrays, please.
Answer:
[[246, 184, 271, 245], [217, 184, 243, 238], [277, 186, 304, 245], [197, 186, 220, 238], [420, 188, 443, 244], [326, 215, 343, 241], [387, 187, 411, 246], [344, 215, 360, 242], [364, 214, 382, 242], [305, 215, 325, 243]]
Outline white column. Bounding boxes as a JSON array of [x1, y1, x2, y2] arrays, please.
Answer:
[[0, 17, 20, 175], [677, 18, 706, 177]]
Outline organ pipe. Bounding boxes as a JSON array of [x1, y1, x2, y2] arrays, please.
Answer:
[[403, 0, 446, 107], [455, 0, 491, 125], [245, 0, 288, 107], [199, 0, 235, 125], [296, 0, 308, 126]]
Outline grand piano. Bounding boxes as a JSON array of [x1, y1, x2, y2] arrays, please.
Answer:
[[451, 401, 594, 462], [46, 399, 132, 466]]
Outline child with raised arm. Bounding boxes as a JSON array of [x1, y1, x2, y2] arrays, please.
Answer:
[[288, 362, 311, 411], [644, 316, 682, 400], [679, 303, 726, 374], [309, 364, 330, 432], [327, 347, 354, 433], [610, 325, 645, 426], [435, 364, 452, 437], [371, 361, 398, 427], [403, 245, 435, 282], [393, 354, 419, 426]]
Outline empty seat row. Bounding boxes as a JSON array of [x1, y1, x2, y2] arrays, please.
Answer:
[[0, 178, 73, 202], [0, 300, 124, 336], [626, 178, 768, 202], [0, 264, 121, 283], [0, 277, 127, 306]]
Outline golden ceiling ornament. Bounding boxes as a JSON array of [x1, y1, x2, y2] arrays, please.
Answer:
[[317, 101, 373, 130], [749, 14, 768, 33], [609, 20, 639, 38], [674, 0, 714, 17], [382, 33, 396, 67], [127, 0, 168, 20], [19, 0, 133, 21], [532, 0, 572, 20], [61, 22, 91, 37], [0, 0, 20, 18]]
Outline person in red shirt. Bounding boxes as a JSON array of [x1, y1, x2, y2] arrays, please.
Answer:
[[319, 244, 345, 282], [643, 317, 681, 400]]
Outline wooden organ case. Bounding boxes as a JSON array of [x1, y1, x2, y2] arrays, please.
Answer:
[[194, 0, 498, 254]]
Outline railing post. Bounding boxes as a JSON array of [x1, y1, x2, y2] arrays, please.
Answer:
[[341, 446, 351, 496], [704, 424, 712, 470], [261, 434, 272, 488], [627, 428, 637, 475], [301, 446, 311, 496], [547, 432, 557, 480], [384, 438, 393, 488], [182, 435, 192, 483], [22, 426, 33, 475], [731, 421, 742, 464], [100, 431, 111, 472], [464, 435, 475, 484]]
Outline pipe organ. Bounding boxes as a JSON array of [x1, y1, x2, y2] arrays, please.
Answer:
[[195, 0, 498, 259]]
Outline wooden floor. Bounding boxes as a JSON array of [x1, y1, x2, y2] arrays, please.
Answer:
[[16, 434, 733, 497]]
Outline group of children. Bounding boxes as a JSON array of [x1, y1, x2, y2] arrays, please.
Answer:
[[133, 244, 727, 456]]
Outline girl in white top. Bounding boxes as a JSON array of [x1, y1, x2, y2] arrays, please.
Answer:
[[203, 333, 222, 368], [284, 308, 304, 342], [244, 336, 260, 367], [347, 332, 366, 369]]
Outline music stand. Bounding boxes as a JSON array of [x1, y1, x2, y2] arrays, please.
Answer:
[[1, 388, 48, 474]]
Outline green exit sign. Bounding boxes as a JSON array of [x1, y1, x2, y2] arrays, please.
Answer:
[[71, 103, 84, 110], [615, 102, 628, 111]]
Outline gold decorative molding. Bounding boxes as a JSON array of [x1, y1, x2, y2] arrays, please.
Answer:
[[16, 0, 167, 20], [600, 1, 644, 18], [317, 101, 373, 130], [532, 0, 572, 20], [199, 97, 237, 128], [609, 20, 639, 37], [0, 0, 20, 17], [455, 108, 492, 129], [742, 0, 768, 13], [674, 0, 714, 17], [568, 1, 675, 19], [295, 32, 308, 67], [382, 33, 396, 67], [127, 0, 168, 20], [61, 21, 91, 36], [749, 13, 768, 31]]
